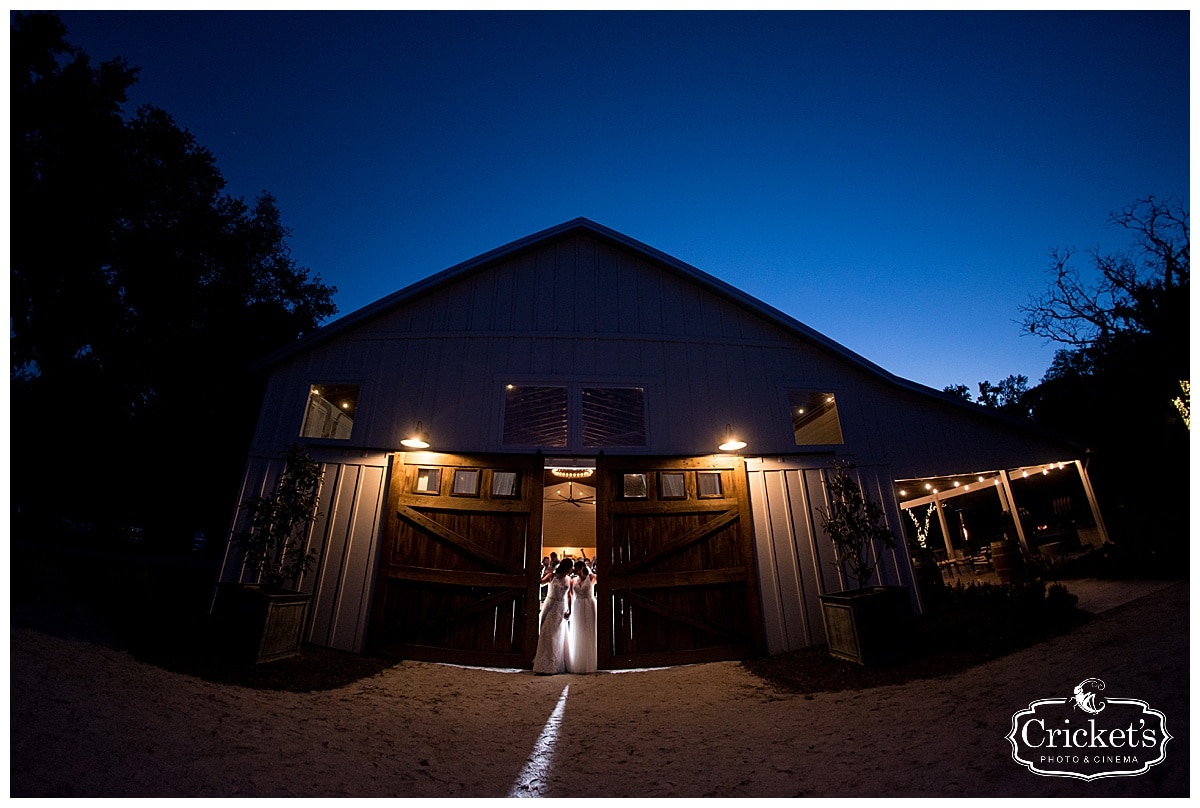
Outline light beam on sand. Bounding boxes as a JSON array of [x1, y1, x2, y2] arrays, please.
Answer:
[[508, 684, 570, 798]]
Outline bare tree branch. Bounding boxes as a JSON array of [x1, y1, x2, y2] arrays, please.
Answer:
[[1020, 197, 1188, 351]]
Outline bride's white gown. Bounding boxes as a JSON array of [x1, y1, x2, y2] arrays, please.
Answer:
[[532, 575, 570, 674], [567, 575, 598, 674]]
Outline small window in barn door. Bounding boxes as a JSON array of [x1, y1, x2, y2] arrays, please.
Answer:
[[414, 467, 442, 495], [697, 472, 723, 499], [622, 473, 649, 499], [659, 472, 687, 500], [503, 385, 568, 447], [300, 383, 359, 439], [789, 390, 845, 445], [451, 468, 481, 497], [490, 470, 520, 498]]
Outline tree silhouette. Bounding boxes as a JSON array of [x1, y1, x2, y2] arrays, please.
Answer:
[[11, 12, 338, 544], [1021, 197, 1189, 556]]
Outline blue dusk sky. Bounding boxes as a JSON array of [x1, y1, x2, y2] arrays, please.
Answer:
[[53, 9, 1189, 393]]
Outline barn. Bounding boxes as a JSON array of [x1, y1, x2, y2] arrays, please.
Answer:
[[217, 218, 1108, 669]]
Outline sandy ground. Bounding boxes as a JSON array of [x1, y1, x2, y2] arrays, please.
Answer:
[[10, 579, 1188, 798]]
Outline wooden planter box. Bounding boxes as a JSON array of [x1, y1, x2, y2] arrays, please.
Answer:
[[212, 584, 312, 664], [819, 586, 913, 666]]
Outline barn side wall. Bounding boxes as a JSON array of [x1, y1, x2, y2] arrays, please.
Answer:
[[217, 448, 390, 653], [746, 457, 918, 655]]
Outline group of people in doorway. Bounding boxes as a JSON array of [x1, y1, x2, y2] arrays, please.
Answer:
[[532, 550, 597, 675]]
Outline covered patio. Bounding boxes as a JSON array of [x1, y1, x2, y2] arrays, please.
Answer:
[[896, 458, 1110, 583]]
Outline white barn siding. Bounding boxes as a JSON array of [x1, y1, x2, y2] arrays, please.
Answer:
[[251, 232, 913, 459], [747, 458, 919, 655], [219, 449, 389, 653], [305, 456, 387, 652]]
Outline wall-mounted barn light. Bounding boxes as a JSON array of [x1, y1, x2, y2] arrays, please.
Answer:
[[400, 421, 431, 450], [718, 423, 747, 452]]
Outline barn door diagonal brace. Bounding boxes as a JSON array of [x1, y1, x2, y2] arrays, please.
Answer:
[[611, 510, 738, 576], [614, 587, 741, 642], [397, 505, 522, 574]]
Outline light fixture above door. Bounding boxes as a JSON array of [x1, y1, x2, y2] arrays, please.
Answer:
[[718, 423, 747, 452], [400, 421, 430, 449]]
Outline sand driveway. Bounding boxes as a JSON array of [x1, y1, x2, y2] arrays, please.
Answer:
[[10, 579, 1187, 797]]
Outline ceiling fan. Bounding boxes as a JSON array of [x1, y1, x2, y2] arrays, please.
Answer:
[[549, 482, 596, 507]]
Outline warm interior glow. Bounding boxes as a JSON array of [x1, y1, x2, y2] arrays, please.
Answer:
[[551, 467, 594, 479]]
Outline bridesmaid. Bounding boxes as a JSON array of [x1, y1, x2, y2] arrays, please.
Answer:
[[566, 559, 598, 674]]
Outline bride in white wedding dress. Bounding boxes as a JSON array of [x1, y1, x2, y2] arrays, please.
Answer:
[[567, 560, 597, 674], [532, 559, 573, 675]]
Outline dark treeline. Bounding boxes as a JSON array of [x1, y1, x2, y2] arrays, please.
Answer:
[[948, 197, 1190, 561], [11, 12, 338, 548]]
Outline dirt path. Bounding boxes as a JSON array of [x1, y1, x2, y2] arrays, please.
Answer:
[[10, 581, 1188, 797]]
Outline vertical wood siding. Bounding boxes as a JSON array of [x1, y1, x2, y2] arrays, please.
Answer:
[[747, 458, 919, 655], [219, 450, 389, 653], [249, 232, 911, 459]]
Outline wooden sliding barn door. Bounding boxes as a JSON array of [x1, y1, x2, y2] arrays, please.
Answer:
[[596, 455, 765, 669], [370, 452, 542, 668]]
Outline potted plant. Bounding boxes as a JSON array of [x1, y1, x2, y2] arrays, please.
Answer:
[[816, 461, 912, 665], [214, 444, 324, 663]]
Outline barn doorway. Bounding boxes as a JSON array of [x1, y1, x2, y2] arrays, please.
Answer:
[[541, 459, 598, 571], [370, 452, 764, 671]]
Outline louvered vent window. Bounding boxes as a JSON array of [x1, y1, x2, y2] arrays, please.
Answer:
[[503, 385, 568, 447], [582, 387, 646, 447]]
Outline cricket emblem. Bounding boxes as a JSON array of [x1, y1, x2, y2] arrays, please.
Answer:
[[1071, 678, 1107, 715]]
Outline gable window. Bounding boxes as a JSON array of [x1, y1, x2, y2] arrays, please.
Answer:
[[300, 383, 359, 440], [502, 383, 648, 449], [503, 385, 568, 447], [789, 390, 844, 445], [582, 387, 646, 448]]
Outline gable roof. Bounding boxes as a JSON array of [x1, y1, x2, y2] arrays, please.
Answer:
[[260, 217, 898, 380], [255, 217, 1074, 447]]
